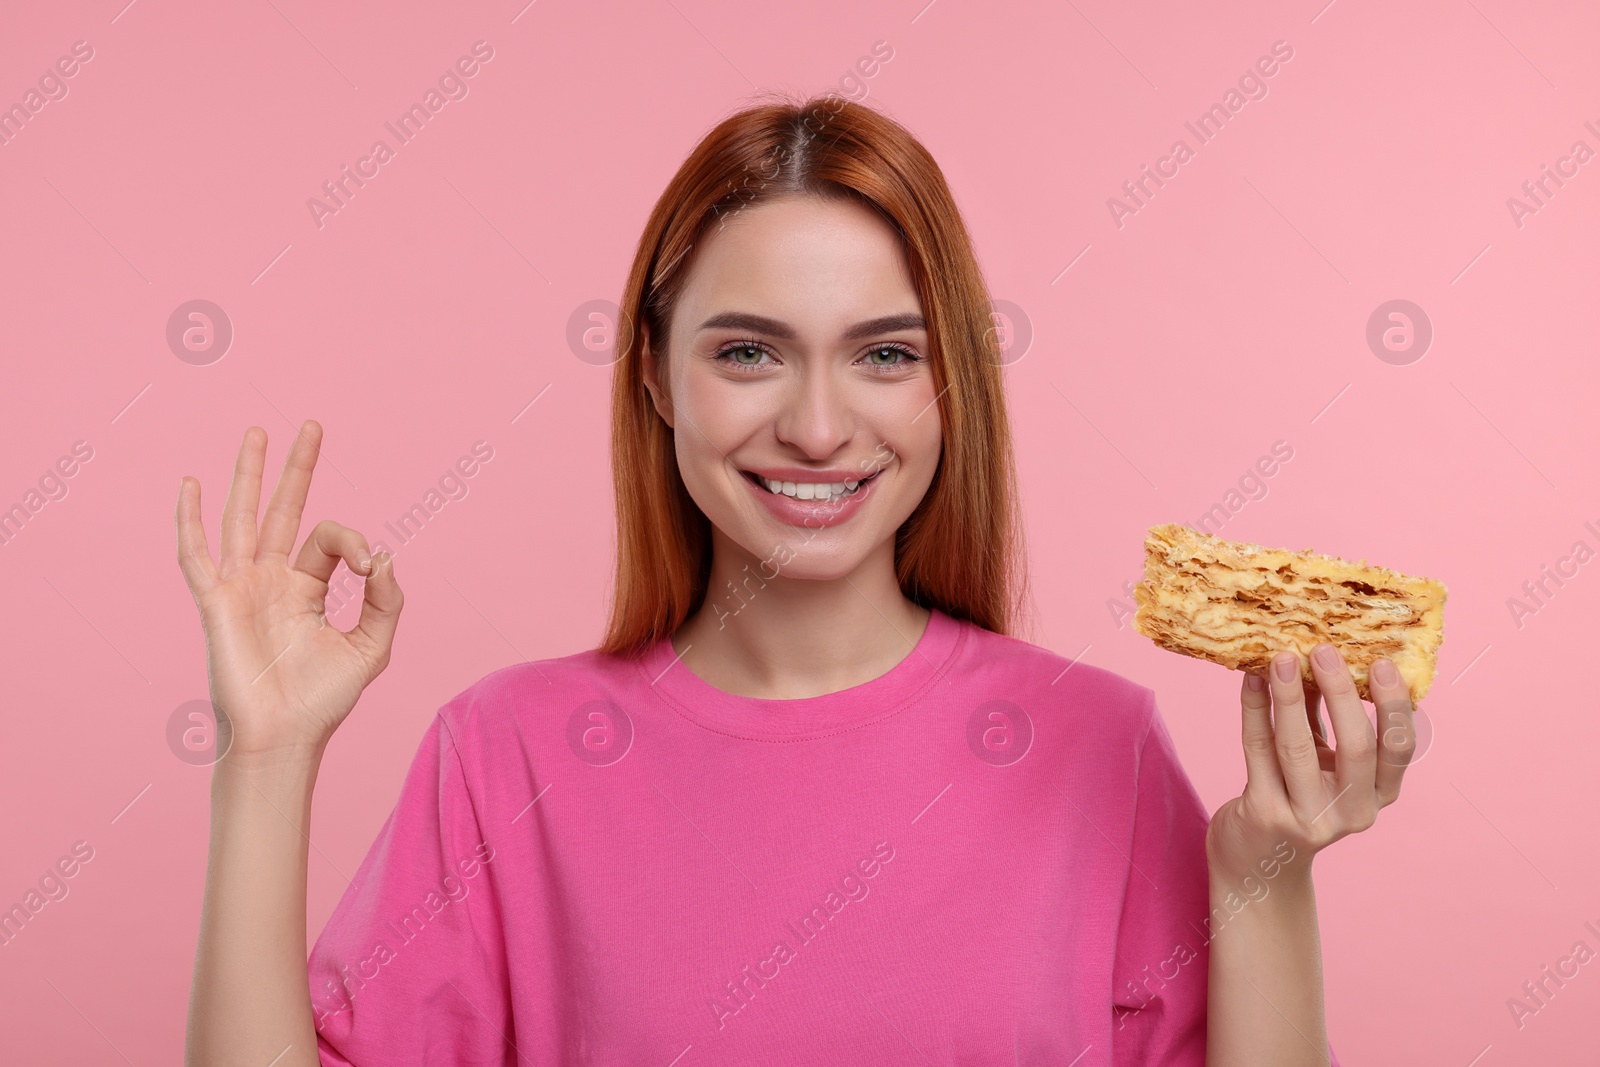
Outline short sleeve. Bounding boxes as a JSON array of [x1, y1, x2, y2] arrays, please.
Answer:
[[307, 712, 514, 1066], [1110, 696, 1345, 1067], [1110, 695, 1212, 1066]]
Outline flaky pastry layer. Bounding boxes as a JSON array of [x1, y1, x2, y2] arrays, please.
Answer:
[[1132, 523, 1447, 703]]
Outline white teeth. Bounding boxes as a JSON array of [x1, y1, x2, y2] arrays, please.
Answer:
[[758, 475, 865, 500]]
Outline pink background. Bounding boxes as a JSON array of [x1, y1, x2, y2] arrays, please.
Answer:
[[1, 0, 1596, 1061]]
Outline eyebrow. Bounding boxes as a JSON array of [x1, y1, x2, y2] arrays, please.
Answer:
[[695, 311, 927, 342]]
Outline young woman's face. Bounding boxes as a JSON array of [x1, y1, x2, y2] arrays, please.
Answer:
[[645, 194, 943, 581]]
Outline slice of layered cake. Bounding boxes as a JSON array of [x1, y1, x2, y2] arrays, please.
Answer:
[[1132, 523, 1447, 703]]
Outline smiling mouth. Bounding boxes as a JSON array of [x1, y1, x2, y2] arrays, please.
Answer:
[[740, 467, 883, 502]]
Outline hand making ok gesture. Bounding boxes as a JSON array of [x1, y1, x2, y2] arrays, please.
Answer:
[[174, 420, 404, 760]]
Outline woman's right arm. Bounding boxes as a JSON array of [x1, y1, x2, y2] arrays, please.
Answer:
[[176, 421, 403, 1067], [190, 739, 330, 1067]]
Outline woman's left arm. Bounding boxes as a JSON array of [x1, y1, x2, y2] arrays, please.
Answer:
[[1204, 643, 1418, 1066]]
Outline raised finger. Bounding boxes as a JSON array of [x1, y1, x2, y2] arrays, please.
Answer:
[[1268, 649, 1324, 817], [1308, 643, 1378, 811], [1240, 670, 1289, 805], [258, 419, 323, 561], [293, 519, 372, 587], [1370, 657, 1417, 805], [175, 475, 220, 598], [219, 427, 266, 569]]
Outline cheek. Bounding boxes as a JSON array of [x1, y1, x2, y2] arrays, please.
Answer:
[[678, 384, 758, 459], [675, 432, 729, 503], [867, 425, 941, 524], [891, 411, 943, 480], [893, 421, 944, 514], [671, 391, 756, 508]]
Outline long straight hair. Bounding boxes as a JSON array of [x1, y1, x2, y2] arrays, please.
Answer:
[[600, 92, 1030, 657]]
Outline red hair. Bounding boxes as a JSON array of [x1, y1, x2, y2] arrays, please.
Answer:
[[600, 92, 1029, 656]]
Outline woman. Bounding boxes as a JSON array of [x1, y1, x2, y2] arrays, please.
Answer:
[[180, 94, 1413, 1065]]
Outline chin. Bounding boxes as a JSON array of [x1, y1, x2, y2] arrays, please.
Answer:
[[716, 518, 886, 579], [765, 550, 871, 583]]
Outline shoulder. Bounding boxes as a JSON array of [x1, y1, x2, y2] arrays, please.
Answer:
[[430, 645, 648, 748], [953, 618, 1156, 743], [951, 620, 1183, 823]]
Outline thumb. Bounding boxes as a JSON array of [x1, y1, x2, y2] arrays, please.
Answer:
[[350, 551, 403, 671]]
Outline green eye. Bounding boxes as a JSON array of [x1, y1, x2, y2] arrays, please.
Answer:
[[714, 341, 924, 373], [715, 342, 773, 369], [864, 344, 922, 368]]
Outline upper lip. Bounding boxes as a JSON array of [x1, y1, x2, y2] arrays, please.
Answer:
[[741, 465, 886, 483]]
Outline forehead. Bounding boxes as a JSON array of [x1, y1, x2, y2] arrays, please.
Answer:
[[675, 195, 921, 336]]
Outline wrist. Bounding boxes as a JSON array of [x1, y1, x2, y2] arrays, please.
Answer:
[[216, 720, 330, 768], [1207, 837, 1314, 893], [211, 739, 327, 799]]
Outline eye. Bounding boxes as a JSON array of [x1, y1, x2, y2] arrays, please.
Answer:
[[712, 340, 774, 372], [711, 340, 925, 374], [860, 343, 923, 371]]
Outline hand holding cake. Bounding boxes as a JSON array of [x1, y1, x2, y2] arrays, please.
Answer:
[[1129, 523, 1447, 880]]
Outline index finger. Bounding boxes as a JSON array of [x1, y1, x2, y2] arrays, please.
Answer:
[[1240, 670, 1289, 804], [257, 419, 324, 561], [1267, 649, 1324, 818]]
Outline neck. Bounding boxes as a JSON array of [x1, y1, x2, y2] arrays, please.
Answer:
[[671, 530, 930, 700]]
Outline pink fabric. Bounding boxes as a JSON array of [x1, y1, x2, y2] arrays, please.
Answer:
[[307, 606, 1340, 1065]]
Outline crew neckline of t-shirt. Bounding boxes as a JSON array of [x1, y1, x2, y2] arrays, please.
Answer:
[[638, 606, 966, 741]]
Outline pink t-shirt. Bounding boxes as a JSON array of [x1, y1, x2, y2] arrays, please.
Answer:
[[307, 606, 1340, 1065]]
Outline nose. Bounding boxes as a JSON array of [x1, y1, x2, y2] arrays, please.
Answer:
[[773, 365, 856, 460]]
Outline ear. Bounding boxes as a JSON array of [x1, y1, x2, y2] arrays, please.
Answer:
[[641, 332, 675, 429]]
